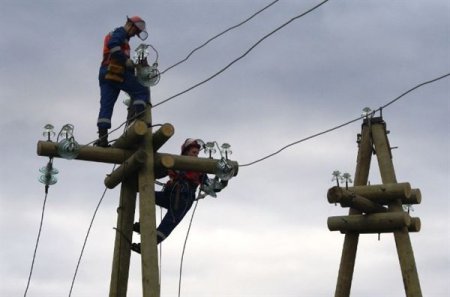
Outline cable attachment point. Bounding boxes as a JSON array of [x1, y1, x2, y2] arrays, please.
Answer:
[[134, 43, 161, 87], [42, 124, 56, 142], [216, 158, 235, 181], [39, 158, 58, 193], [57, 124, 80, 160], [361, 107, 375, 119], [331, 170, 343, 187]]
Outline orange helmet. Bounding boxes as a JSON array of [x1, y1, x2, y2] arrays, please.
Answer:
[[127, 16, 148, 40]]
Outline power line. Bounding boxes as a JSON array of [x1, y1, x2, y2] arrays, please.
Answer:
[[24, 191, 49, 297], [68, 171, 113, 296], [380, 72, 450, 110], [178, 199, 200, 297], [240, 115, 363, 167], [153, 0, 331, 108], [239, 72, 450, 167], [161, 0, 280, 75]]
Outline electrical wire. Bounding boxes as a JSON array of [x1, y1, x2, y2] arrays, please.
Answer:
[[152, 0, 331, 108], [240, 72, 450, 167], [379, 72, 450, 110], [161, 0, 281, 75], [178, 199, 200, 297], [240, 115, 364, 167], [23, 191, 49, 297], [68, 173, 113, 296]]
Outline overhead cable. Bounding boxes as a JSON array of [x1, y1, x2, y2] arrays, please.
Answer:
[[23, 191, 49, 297], [153, 0, 331, 108], [161, 0, 280, 75], [68, 186, 109, 296], [177, 200, 200, 297], [239, 72, 450, 167], [68, 188, 109, 296]]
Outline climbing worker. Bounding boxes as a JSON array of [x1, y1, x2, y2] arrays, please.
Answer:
[[131, 138, 228, 253], [95, 16, 150, 147]]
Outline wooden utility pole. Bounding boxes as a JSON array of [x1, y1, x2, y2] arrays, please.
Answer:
[[36, 110, 239, 297], [327, 117, 422, 297]]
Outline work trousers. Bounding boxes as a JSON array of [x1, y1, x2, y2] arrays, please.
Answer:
[[155, 182, 196, 244], [97, 67, 150, 129]]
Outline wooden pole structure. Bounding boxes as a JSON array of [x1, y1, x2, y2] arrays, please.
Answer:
[[109, 175, 138, 297], [138, 107, 160, 297], [36, 111, 239, 297], [371, 121, 422, 297], [330, 117, 422, 297], [334, 119, 373, 297]]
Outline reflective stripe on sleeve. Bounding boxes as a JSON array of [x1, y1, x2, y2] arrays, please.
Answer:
[[110, 46, 121, 53]]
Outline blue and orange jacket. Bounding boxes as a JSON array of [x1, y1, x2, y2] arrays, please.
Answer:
[[101, 27, 131, 67]]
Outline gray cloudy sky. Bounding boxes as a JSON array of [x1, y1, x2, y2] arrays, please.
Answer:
[[1, 0, 449, 296]]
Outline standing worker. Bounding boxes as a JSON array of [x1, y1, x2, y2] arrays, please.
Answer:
[[95, 16, 150, 147]]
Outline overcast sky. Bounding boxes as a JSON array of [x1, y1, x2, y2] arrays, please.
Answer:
[[1, 0, 449, 296]]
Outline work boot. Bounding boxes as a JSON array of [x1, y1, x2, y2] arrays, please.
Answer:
[[131, 243, 141, 254], [94, 128, 109, 147]]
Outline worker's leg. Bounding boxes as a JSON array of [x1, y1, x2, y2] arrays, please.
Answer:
[[97, 81, 120, 129], [133, 191, 169, 234], [95, 81, 120, 146], [156, 190, 195, 244], [121, 72, 150, 119]]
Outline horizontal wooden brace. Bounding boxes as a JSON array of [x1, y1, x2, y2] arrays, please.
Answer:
[[328, 182, 421, 205], [328, 212, 421, 234], [37, 140, 134, 164], [328, 187, 387, 214], [104, 150, 147, 189], [157, 153, 239, 177], [37, 141, 239, 177]]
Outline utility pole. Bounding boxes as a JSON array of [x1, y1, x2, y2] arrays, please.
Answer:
[[327, 117, 422, 297], [37, 110, 239, 297]]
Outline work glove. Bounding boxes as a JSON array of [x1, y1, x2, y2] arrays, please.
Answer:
[[125, 59, 136, 69]]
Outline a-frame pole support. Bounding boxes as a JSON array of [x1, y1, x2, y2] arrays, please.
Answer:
[[371, 120, 422, 297], [334, 119, 373, 297], [333, 117, 422, 297]]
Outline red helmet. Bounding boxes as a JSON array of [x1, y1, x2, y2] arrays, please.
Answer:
[[181, 138, 202, 155], [127, 16, 148, 40]]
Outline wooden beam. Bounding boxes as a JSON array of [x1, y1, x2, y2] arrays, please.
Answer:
[[137, 108, 160, 297], [112, 120, 148, 149], [328, 212, 412, 233], [104, 150, 147, 189], [37, 141, 133, 164], [335, 120, 372, 297], [157, 153, 239, 177], [371, 121, 422, 297], [345, 182, 416, 204], [109, 176, 137, 297], [152, 123, 174, 152], [327, 187, 387, 214], [410, 189, 422, 205]]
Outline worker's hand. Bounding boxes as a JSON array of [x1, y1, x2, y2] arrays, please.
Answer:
[[125, 59, 136, 69]]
